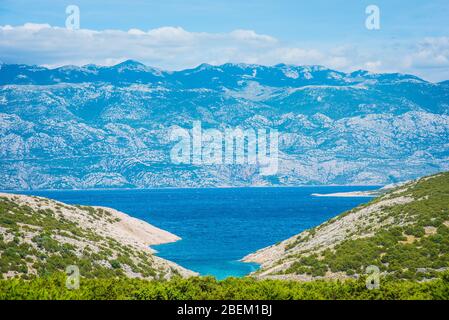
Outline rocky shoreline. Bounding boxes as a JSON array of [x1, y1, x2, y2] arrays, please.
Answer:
[[0, 192, 196, 279]]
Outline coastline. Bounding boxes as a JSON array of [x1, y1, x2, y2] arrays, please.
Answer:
[[0, 184, 384, 193], [311, 190, 379, 197], [3, 187, 377, 279], [0, 192, 181, 249], [0, 192, 196, 278]]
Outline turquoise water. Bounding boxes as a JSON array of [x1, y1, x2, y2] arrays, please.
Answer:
[[11, 186, 377, 279]]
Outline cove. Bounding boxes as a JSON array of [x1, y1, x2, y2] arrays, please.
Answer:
[[11, 186, 377, 279]]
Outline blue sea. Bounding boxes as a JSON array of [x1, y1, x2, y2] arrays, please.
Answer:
[[10, 186, 378, 279]]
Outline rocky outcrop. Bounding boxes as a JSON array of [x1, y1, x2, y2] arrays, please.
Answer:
[[0, 193, 196, 279]]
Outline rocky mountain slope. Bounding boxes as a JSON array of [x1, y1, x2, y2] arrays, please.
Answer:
[[0, 193, 195, 279], [1, 61, 449, 189], [244, 172, 449, 281]]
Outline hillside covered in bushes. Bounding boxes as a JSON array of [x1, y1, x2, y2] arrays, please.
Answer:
[[244, 172, 449, 281], [0, 193, 193, 280]]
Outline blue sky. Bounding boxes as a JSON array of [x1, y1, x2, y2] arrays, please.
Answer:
[[1, 0, 449, 81]]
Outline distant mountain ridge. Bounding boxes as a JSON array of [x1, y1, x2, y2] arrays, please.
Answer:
[[0, 60, 432, 88], [0, 61, 449, 189]]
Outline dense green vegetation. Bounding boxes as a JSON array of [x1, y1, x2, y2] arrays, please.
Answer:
[[1, 272, 448, 300], [276, 172, 449, 280]]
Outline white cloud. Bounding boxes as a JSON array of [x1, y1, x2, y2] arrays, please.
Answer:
[[400, 37, 449, 81], [228, 29, 277, 44], [0, 24, 448, 81], [405, 37, 449, 68], [0, 24, 282, 69]]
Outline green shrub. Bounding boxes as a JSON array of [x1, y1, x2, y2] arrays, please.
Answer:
[[0, 272, 448, 300]]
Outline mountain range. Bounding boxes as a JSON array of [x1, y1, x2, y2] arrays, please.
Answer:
[[1, 60, 449, 189]]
